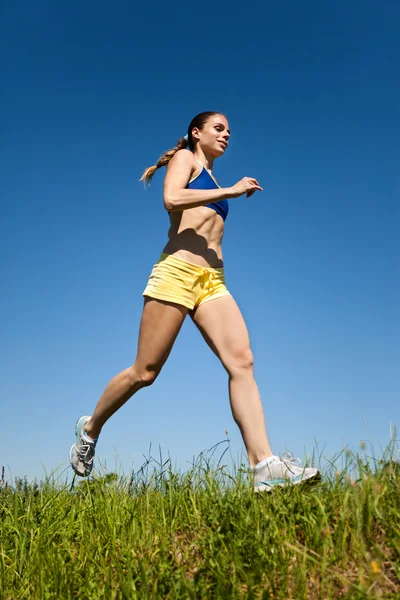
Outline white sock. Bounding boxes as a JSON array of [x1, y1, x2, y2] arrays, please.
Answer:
[[253, 455, 277, 470], [83, 430, 97, 443]]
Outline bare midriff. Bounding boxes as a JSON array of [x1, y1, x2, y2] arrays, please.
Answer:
[[162, 206, 225, 269]]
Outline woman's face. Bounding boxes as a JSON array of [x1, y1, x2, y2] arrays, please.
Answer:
[[193, 114, 230, 157]]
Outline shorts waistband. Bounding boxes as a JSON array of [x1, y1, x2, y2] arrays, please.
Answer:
[[158, 253, 224, 274]]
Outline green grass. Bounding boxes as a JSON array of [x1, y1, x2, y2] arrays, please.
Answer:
[[1, 443, 399, 600]]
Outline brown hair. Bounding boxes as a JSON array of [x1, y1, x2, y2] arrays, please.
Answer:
[[140, 111, 225, 186]]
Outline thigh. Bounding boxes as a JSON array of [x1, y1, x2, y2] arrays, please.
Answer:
[[135, 297, 189, 371], [190, 295, 253, 371]]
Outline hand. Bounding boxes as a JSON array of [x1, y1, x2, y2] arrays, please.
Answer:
[[229, 177, 263, 199]]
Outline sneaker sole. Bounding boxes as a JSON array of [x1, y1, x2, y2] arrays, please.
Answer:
[[69, 444, 87, 477], [254, 470, 321, 493], [70, 416, 92, 477], [75, 415, 90, 439]]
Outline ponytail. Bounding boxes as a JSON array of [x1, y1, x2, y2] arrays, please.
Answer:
[[140, 136, 189, 186], [139, 111, 223, 186]]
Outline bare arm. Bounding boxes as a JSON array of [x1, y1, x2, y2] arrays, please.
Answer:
[[163, 150, 230, 212], [163, 149, 263, 212]]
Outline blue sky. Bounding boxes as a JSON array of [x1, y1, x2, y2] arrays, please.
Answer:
[[1, 1, 399, 482]]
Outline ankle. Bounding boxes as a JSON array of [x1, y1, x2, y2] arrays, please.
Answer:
[[250, 451, 274, 468], [84, 418, 100, 440]]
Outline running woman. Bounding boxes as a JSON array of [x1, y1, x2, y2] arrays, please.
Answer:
[[69, 111, 320, 491]]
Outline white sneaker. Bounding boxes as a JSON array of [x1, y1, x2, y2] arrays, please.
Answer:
[[69, 416, 98, 477], [251, 453, 320, 492]]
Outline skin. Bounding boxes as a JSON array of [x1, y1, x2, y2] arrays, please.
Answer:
[[84, 114, 273, 467]]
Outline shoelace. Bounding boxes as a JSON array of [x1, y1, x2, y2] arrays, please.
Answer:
[[278, 452, 303, 474], [77, 442, 95, 464]]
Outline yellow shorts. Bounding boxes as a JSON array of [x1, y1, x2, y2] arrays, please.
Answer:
[[143, 253, 231, 310]]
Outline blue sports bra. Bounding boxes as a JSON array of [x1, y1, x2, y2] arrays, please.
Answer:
[[187, 160, 229, 221]]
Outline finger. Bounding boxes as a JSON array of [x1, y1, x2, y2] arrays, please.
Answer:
[[247, 178, 261, 186], [246, 186, 263, 197]]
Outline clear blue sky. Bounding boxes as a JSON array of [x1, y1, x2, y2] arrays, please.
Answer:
[[1, 1, 399, 482]]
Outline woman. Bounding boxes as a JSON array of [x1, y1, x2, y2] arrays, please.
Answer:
[[70, 111, 319, 491]]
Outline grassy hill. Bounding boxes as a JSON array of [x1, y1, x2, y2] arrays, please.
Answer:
[[1, 446, 399, 599]]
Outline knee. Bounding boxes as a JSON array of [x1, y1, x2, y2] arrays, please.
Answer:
[[130, 364, 161, 388], [225, 347, 254, 377]]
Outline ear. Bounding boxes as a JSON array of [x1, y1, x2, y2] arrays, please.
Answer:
[[191, 127, 201, 141]]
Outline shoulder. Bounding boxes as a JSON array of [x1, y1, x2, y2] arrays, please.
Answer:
[[167, 148, 197, 169]]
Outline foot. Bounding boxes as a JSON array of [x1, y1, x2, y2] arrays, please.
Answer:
[[251, 452, 320, 492], [69, 416, 98, 477]]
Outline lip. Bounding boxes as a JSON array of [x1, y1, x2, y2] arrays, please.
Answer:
[[218, 141, 228, 149]]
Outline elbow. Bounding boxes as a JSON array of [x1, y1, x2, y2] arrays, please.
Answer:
[[164, 195, 176, 212]]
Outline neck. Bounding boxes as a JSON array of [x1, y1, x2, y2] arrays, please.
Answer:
[[193, 149, 214, 171]]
